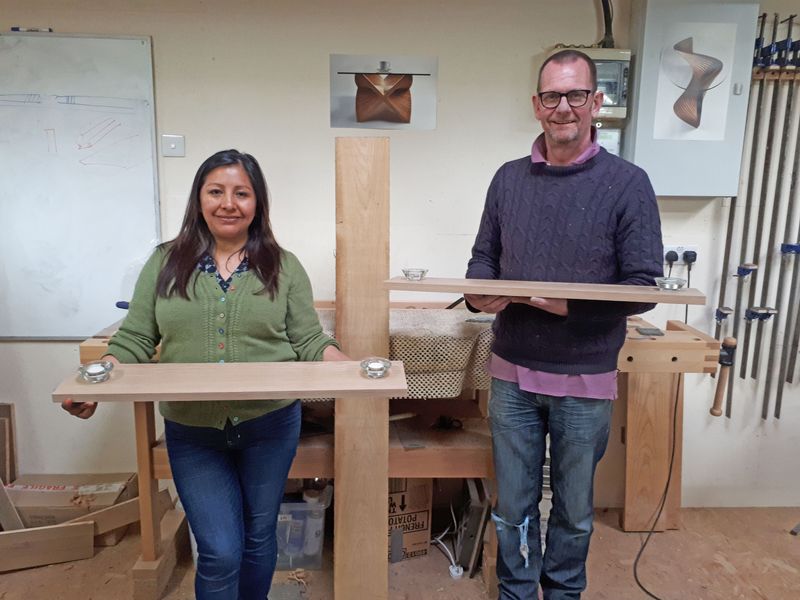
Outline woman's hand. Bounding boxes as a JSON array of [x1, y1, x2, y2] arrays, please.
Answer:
[[61, 399, 98, 419], [322, 345, 352, 361]]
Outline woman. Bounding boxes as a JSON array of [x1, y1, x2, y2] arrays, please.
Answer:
[[63, 149, 347, 599]]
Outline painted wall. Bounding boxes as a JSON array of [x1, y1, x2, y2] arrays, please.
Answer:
[[1, 0, 797, 507]]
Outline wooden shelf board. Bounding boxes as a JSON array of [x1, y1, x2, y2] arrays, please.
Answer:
[[52, 361, 407, 403], [384, 277, 706, 306], [152, 418, 493, 480], [388, 418, 494, 477]]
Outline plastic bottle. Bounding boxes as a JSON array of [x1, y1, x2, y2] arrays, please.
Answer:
[[276, 512, 291, 557], [302, 489, 325, 557], [286, 510, 306, 560]]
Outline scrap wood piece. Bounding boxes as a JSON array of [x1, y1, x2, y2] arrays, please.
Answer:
[[65, 488, 172, 536], [0, 418, 10, 487], [0, 404, 17, 482], [287, 568, 309, 590], [0, 521, 94, 572], [132, 508, 190, 600], [465, 478, 492, 577], [0, 475, 24, 531]]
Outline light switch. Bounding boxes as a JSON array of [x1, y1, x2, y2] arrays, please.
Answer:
[[161, 134, 185, 157]]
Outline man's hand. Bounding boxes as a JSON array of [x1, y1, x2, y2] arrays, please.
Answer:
[[511, 296, 568, 317], [464, 294, 512, 314]]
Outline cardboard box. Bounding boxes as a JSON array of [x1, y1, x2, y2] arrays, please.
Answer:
[[387, 478, 432, 561], [5, 473, 138, 544]]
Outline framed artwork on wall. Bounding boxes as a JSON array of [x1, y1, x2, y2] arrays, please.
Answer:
[[330, 54, 438, 130], [625, 0, 758, 197]]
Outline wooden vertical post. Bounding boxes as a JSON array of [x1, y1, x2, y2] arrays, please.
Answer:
[[666, 374, 684, 527], [334, 137, 390, 600], [134, 401, 160, 561], [621, 372, 684, 531]]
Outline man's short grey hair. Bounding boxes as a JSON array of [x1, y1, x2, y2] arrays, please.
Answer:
[[537, 49, 597, 92]]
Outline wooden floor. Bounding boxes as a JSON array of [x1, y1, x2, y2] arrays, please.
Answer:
[[0, 508, 798, 599]]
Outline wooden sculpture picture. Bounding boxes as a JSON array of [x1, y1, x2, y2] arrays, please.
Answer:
[[670, 37, 724, 128], [351, 61, 417, 123], [652, 21, 737, 142], [355, 68, 413, 123], [331, 55, 437, 129]]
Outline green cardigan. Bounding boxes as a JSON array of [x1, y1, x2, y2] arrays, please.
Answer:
[[106, 247, 338, 429]]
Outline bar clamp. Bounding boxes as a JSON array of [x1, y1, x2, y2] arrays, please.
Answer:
[[715, 306, 733, 324], [744, 307, 778, 322], [734, 263, 759, 278]]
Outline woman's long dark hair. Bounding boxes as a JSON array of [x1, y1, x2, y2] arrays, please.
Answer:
[[156, 149, 283, 299]]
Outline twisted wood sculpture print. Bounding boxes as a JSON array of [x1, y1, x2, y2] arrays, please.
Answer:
[[671, 37, 724, 128], [355, 73, 413, 123]]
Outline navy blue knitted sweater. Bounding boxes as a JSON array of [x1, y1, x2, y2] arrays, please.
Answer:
[[466, 148, 664, 375]]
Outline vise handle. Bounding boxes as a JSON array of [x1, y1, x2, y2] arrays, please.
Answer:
[[711, 337, 737, 417]]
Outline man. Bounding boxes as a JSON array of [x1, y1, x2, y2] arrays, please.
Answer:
[[465, 49, 663, 599]]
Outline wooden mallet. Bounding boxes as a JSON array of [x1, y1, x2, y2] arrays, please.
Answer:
[[710, 337, 737, 417]]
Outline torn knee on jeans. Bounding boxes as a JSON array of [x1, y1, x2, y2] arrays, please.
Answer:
[[492, 512, 531, 568]]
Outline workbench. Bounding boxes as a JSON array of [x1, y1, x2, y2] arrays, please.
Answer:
[[71, 307, 718, 597], [66, 137, 717, 599]]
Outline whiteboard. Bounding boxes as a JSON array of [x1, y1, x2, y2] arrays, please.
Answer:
[[0, 33, 160, 338]]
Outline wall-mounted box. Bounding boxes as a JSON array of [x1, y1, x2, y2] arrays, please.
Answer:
[[584, 47, 631, 120], [547, 47, 631, 120], [625, 0, 758, 196]]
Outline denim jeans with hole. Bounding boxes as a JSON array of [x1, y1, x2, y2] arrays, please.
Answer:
[[489, 378, 612, 600], [165, 401, 301, 600]]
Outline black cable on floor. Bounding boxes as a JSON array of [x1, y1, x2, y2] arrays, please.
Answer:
[[631, 375, 681, 600]]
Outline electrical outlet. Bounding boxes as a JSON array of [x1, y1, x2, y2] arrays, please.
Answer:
[[663, 245, 699, 265]]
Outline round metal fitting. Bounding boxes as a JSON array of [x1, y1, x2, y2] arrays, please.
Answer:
[[401, 268, 428, 281], [77, 361, 114, 384], [655, 276, 686, 291], [360, 357, 392, 379]]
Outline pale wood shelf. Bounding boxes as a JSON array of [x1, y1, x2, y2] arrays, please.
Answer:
[[52, 361, 407, 404], [152, 418, 494, 481], [384, 277, 706, 305]]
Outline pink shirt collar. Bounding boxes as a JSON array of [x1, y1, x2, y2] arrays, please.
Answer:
[[531, 126, 600, 165]]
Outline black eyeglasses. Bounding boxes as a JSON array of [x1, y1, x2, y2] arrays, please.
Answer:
[[537, 89, 593, 109]]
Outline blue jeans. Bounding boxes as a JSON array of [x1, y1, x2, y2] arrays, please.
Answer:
[[165, 401, 301, 600], [489, 378, 612, 600]]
